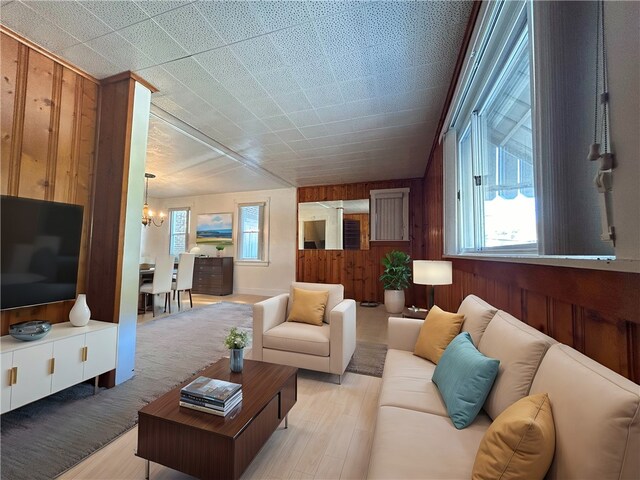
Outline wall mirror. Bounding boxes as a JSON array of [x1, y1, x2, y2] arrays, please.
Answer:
[[298, 200, 369, 250]]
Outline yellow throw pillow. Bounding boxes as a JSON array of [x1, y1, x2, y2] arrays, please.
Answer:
[[287, 288, 329, 326], [414, 305, 465, 364], [472, 393, 555, 480]]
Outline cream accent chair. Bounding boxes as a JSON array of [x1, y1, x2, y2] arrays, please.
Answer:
[[253, 282, 356, 384]]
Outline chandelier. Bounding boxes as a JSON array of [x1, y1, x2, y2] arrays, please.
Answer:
[[142, 173, 164, 227]]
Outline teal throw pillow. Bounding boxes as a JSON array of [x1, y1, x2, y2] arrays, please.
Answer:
[[432, 332, 500, 429]]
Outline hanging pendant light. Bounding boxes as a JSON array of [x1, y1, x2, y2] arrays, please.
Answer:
[[142, 173, 165, 227]]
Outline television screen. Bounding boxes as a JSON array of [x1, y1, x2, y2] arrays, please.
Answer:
[[1, 196, 83, 310]]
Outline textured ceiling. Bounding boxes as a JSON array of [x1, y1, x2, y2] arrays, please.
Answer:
[[1, 0, 472, 197]]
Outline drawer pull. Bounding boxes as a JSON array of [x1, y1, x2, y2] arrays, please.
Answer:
[[81, 346, 88, 362], [50, 358, 55, 375], [10, 366, 18, 385]]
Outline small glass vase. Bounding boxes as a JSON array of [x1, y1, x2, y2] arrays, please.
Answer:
[[230, 348, 244, 373]]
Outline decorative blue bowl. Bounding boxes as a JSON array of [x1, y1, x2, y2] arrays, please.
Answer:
[[9, 320, 52, 341]]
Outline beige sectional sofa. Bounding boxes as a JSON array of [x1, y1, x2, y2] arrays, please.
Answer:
[[368, 295, 640, 479]]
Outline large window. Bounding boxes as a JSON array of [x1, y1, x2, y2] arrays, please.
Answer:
[[237, 203, 267, 262], [169, 208, 189, 258], [457, 22, 535, 252], [444, 1, 617, 261]]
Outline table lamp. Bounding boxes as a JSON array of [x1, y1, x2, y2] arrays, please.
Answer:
[[413, 260, 453, 309]]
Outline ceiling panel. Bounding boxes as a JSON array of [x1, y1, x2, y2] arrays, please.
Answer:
[[196, 1, 264, 44], [0, 1, 80, 52], [1, 0, 474, 196], [135, 0, 193, 17], [26, 0, 112, 42], [58, 43, 122, 78], [85, 32, 155, 71], [153, 3, 224, 54], [79, 1, 149, 30], [118, 19, 188, 64]]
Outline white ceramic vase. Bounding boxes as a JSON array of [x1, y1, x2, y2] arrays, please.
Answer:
[[384, 289, 405, 314], [69, 294, 91, 327]]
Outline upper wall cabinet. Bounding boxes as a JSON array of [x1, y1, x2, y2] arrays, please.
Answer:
[[370, 188, 410, 241]]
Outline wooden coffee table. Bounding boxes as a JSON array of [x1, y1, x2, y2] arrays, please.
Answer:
[[137, 358, 297, 479]]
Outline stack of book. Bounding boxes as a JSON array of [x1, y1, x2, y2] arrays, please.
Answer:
[[179, 376, 242, 416]]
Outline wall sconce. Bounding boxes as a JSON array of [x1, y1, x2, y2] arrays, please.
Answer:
[[142, 173, 164, 227], [413, 260, 453, 309]]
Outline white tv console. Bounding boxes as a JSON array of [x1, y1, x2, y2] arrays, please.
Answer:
[[0, 320, 118, 414]]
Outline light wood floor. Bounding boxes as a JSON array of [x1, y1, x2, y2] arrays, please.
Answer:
[[60, 370, 381, 480], [138, 293, 391, 345], [61, 295, 391, 479], [137, 293, 268, 325]]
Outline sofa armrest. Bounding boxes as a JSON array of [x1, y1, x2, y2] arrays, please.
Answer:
[[388, 316, 424, 352], [329, 299, 357, 375], [252, 294, 289, 360]]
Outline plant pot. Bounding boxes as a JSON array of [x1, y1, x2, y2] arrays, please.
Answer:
[[69, 294, 91, 327], [384, 289, 405, 314], [230, 348, 244, 372]]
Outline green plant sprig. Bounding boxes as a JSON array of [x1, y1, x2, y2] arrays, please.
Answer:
[[379, 250, 412, 291], [224, 327, 250, 349]]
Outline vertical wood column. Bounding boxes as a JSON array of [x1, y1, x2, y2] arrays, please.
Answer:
[[86, 76, 135, 325], [86, 73, 155, 386]]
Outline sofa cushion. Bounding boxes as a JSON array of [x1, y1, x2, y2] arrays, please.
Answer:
[[287, 287, 328, 326], [378, 349, 448, 416], [478, 311, 556, 420], [433, 332, 500, 429], [414, 305, 465, 364], [289, 282, 343, 324], [263, 322, 330, 356], [458, 295, 498, 346], [472, 393, 555, 480], [530, 344, 640, 480], [368, 406, 491, 479]]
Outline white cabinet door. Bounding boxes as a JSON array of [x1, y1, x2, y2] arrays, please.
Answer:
[[83, 328, 117, 380], [1, 352, 13, 414], [11, 343, 54, 410], [51, 335, 85, 394]]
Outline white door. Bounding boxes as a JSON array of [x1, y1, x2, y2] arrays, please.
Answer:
[[11, 343, 54, 410], [83, 328, 117, 380], [51, 334, 85, 394], [1, 352, 13, 414]]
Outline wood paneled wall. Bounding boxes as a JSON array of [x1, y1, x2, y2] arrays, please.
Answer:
[[297, 180, 426, 306], [0, 30, 98, 335], [423, 142, 640, 383]]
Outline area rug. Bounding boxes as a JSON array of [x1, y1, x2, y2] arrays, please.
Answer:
[[345, 341, 387, 378], [0, 302, 253, 480]]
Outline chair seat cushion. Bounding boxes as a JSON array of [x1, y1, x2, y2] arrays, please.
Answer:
[[140, 284, 155, 294], [263, 322, 330, 357]]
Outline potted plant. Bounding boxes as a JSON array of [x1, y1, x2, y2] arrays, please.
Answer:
[[215, 244, 225, 257], [224, 327, 250, 372], [379, 250, 412, 313]]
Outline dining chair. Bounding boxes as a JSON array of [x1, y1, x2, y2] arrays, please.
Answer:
[[139, 254, 174, 317], [172, 253, 195, 310]]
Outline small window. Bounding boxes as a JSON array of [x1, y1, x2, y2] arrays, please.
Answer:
[[169, 208, 190, 258], [237, 202, 267, 262], [370, 188, 410, 241]]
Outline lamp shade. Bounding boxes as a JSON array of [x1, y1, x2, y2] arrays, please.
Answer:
[[413, 260, 452, 285]]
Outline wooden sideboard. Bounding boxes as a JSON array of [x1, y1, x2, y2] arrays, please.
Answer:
[[192, 257, 234, 296]]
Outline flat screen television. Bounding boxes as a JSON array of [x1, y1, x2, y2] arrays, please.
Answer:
[[1, 195, 83, 310]]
